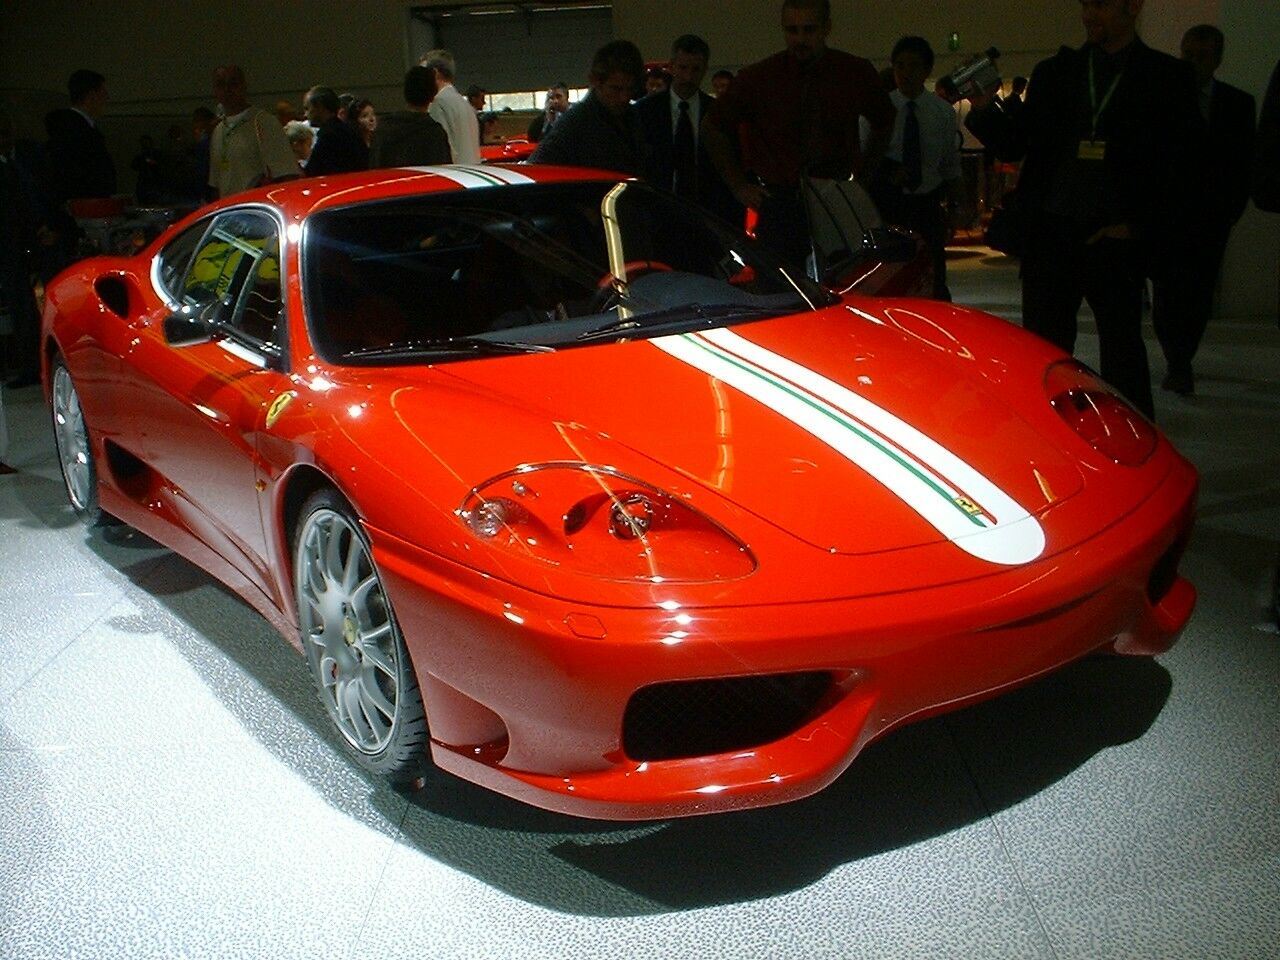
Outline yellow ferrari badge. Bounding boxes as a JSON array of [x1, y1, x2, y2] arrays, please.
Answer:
[[266, 392, 295, 429]]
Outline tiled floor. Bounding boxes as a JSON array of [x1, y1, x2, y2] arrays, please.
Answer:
[[1, 250, 1277, 959]]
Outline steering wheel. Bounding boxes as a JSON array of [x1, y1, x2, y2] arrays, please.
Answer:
[[596, 260, 674, 290]]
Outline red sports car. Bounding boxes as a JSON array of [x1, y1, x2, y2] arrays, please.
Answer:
[[480, 138, 537, 163], [41, 165, 1196, 819]]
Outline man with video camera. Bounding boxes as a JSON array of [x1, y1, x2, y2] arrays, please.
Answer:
[[964, 0, 1203, 420]]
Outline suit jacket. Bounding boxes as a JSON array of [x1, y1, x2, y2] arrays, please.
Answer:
[[967, 40, 1203, 247], [305, 117, 368, 177], [43, 107, 117, 201], [527, 111, 561, 143], [636, 89, 743, 226], [370, 111, 451, 168], [529, 92, 647, 176], [1200, 80, 1256, 231]]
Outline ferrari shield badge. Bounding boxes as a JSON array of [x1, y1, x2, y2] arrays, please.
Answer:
[[266, 391, 295, 429]]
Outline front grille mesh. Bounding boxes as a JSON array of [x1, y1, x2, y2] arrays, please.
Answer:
[[622, 671, 833, 761]]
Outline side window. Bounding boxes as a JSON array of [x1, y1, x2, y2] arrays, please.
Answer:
[[178, 209, 283, 353], [156, 220, 210, 300], [231, 236, 282, 349]]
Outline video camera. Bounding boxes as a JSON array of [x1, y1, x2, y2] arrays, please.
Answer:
[[939, 47, 1001, 101]]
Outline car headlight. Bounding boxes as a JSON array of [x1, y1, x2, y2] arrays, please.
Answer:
[[1045, 360, 1156, 466], [458, 462, 756, 582]]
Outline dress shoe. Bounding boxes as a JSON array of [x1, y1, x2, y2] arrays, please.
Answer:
[[1161, 370, 1194, 396]]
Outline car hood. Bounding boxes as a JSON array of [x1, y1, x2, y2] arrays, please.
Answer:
[[421, 306, 1085, 564]]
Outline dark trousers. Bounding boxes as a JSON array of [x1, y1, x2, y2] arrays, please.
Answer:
[[1151, 231, 1229, 379], [755, 191, 811, 273], [880, 187, 950, 301], [1021, 223, 1154, 420]]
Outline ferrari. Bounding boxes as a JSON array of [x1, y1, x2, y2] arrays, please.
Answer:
[[40, 164, 1196, 819]]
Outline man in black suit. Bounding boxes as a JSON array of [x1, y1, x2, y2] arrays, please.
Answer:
[[1150, 25, 1256, 395], [44, 69, 117, 203], [636, 34, 742, 226], [303, 86, 369, 176], [370, 67, 451, 168], [529, 41, 647, 176], [527, 82, 569, 143], [965, 0, 1203, 419]]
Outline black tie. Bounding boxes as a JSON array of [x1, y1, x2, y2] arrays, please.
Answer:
[[902, 99, 922, 192], [673, 99, 696, 197]]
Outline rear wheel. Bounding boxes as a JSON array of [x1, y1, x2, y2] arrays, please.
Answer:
[[293, 489, 428, 781], [50, 357, 110, 527]]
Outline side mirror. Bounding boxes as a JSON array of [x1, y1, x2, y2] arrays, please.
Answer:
[[163, 307, 216, 348]]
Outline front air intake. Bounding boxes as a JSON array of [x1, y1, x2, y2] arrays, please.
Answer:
[[622, 671, 833, 761]]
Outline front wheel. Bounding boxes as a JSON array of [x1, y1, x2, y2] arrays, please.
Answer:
[[50, 357, 110, 527], [293, 489, 428, 781]]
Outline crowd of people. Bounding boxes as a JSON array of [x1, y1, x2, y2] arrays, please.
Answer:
[[203, 51, 483, 201], [2, 0, 1280, 428]]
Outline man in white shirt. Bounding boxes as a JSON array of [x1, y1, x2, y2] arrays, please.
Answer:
[[208, 65, 300, 199], [873, 36, 961, 300], [419, 50, 481, 165]]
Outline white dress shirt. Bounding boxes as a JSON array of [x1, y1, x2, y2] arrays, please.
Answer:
[[886, 89, 961, 195], [428, 84, 481, 165]]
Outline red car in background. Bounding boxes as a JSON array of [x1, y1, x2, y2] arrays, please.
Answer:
[[41, 165, 1195, 819], [481, 138, 537, 163]]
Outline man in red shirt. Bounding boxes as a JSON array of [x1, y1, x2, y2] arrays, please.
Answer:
[[703, 0, 894, 268]]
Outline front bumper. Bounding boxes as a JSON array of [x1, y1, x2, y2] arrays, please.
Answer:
[[372, 462, 1196, 820]]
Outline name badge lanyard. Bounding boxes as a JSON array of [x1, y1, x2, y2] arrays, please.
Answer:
[[1082, 55, 1121, 160]]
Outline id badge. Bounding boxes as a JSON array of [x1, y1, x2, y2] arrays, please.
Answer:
[[1077, 140, 1106, 161]]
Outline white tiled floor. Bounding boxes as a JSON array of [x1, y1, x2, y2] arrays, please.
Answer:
[[1, 250, 1277, 959]]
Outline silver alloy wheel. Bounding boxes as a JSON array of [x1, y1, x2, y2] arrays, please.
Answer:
[[296, 507, 403, 755], [52, 364, 93, 512]]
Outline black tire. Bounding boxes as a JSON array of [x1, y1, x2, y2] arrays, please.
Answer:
[[50, 356, 111, 527], [293, 488, 429, 781]]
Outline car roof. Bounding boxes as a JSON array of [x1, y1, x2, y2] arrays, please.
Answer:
[[227, 164, 630, 221]]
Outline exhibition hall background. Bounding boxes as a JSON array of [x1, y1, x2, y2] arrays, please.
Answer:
[[1, 0, 1277, 317]]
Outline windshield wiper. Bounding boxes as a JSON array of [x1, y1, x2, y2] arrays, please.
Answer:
[[576, 302, 782, 343], [346, 335, 555, 362]]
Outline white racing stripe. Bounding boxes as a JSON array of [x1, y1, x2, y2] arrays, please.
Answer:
[[404, 165, 534, 189], [449, 163, 535, 185], [653, 329, 1046, 566]]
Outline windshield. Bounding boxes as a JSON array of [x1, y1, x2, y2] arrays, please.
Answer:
[[302, 180, 836, 364]]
